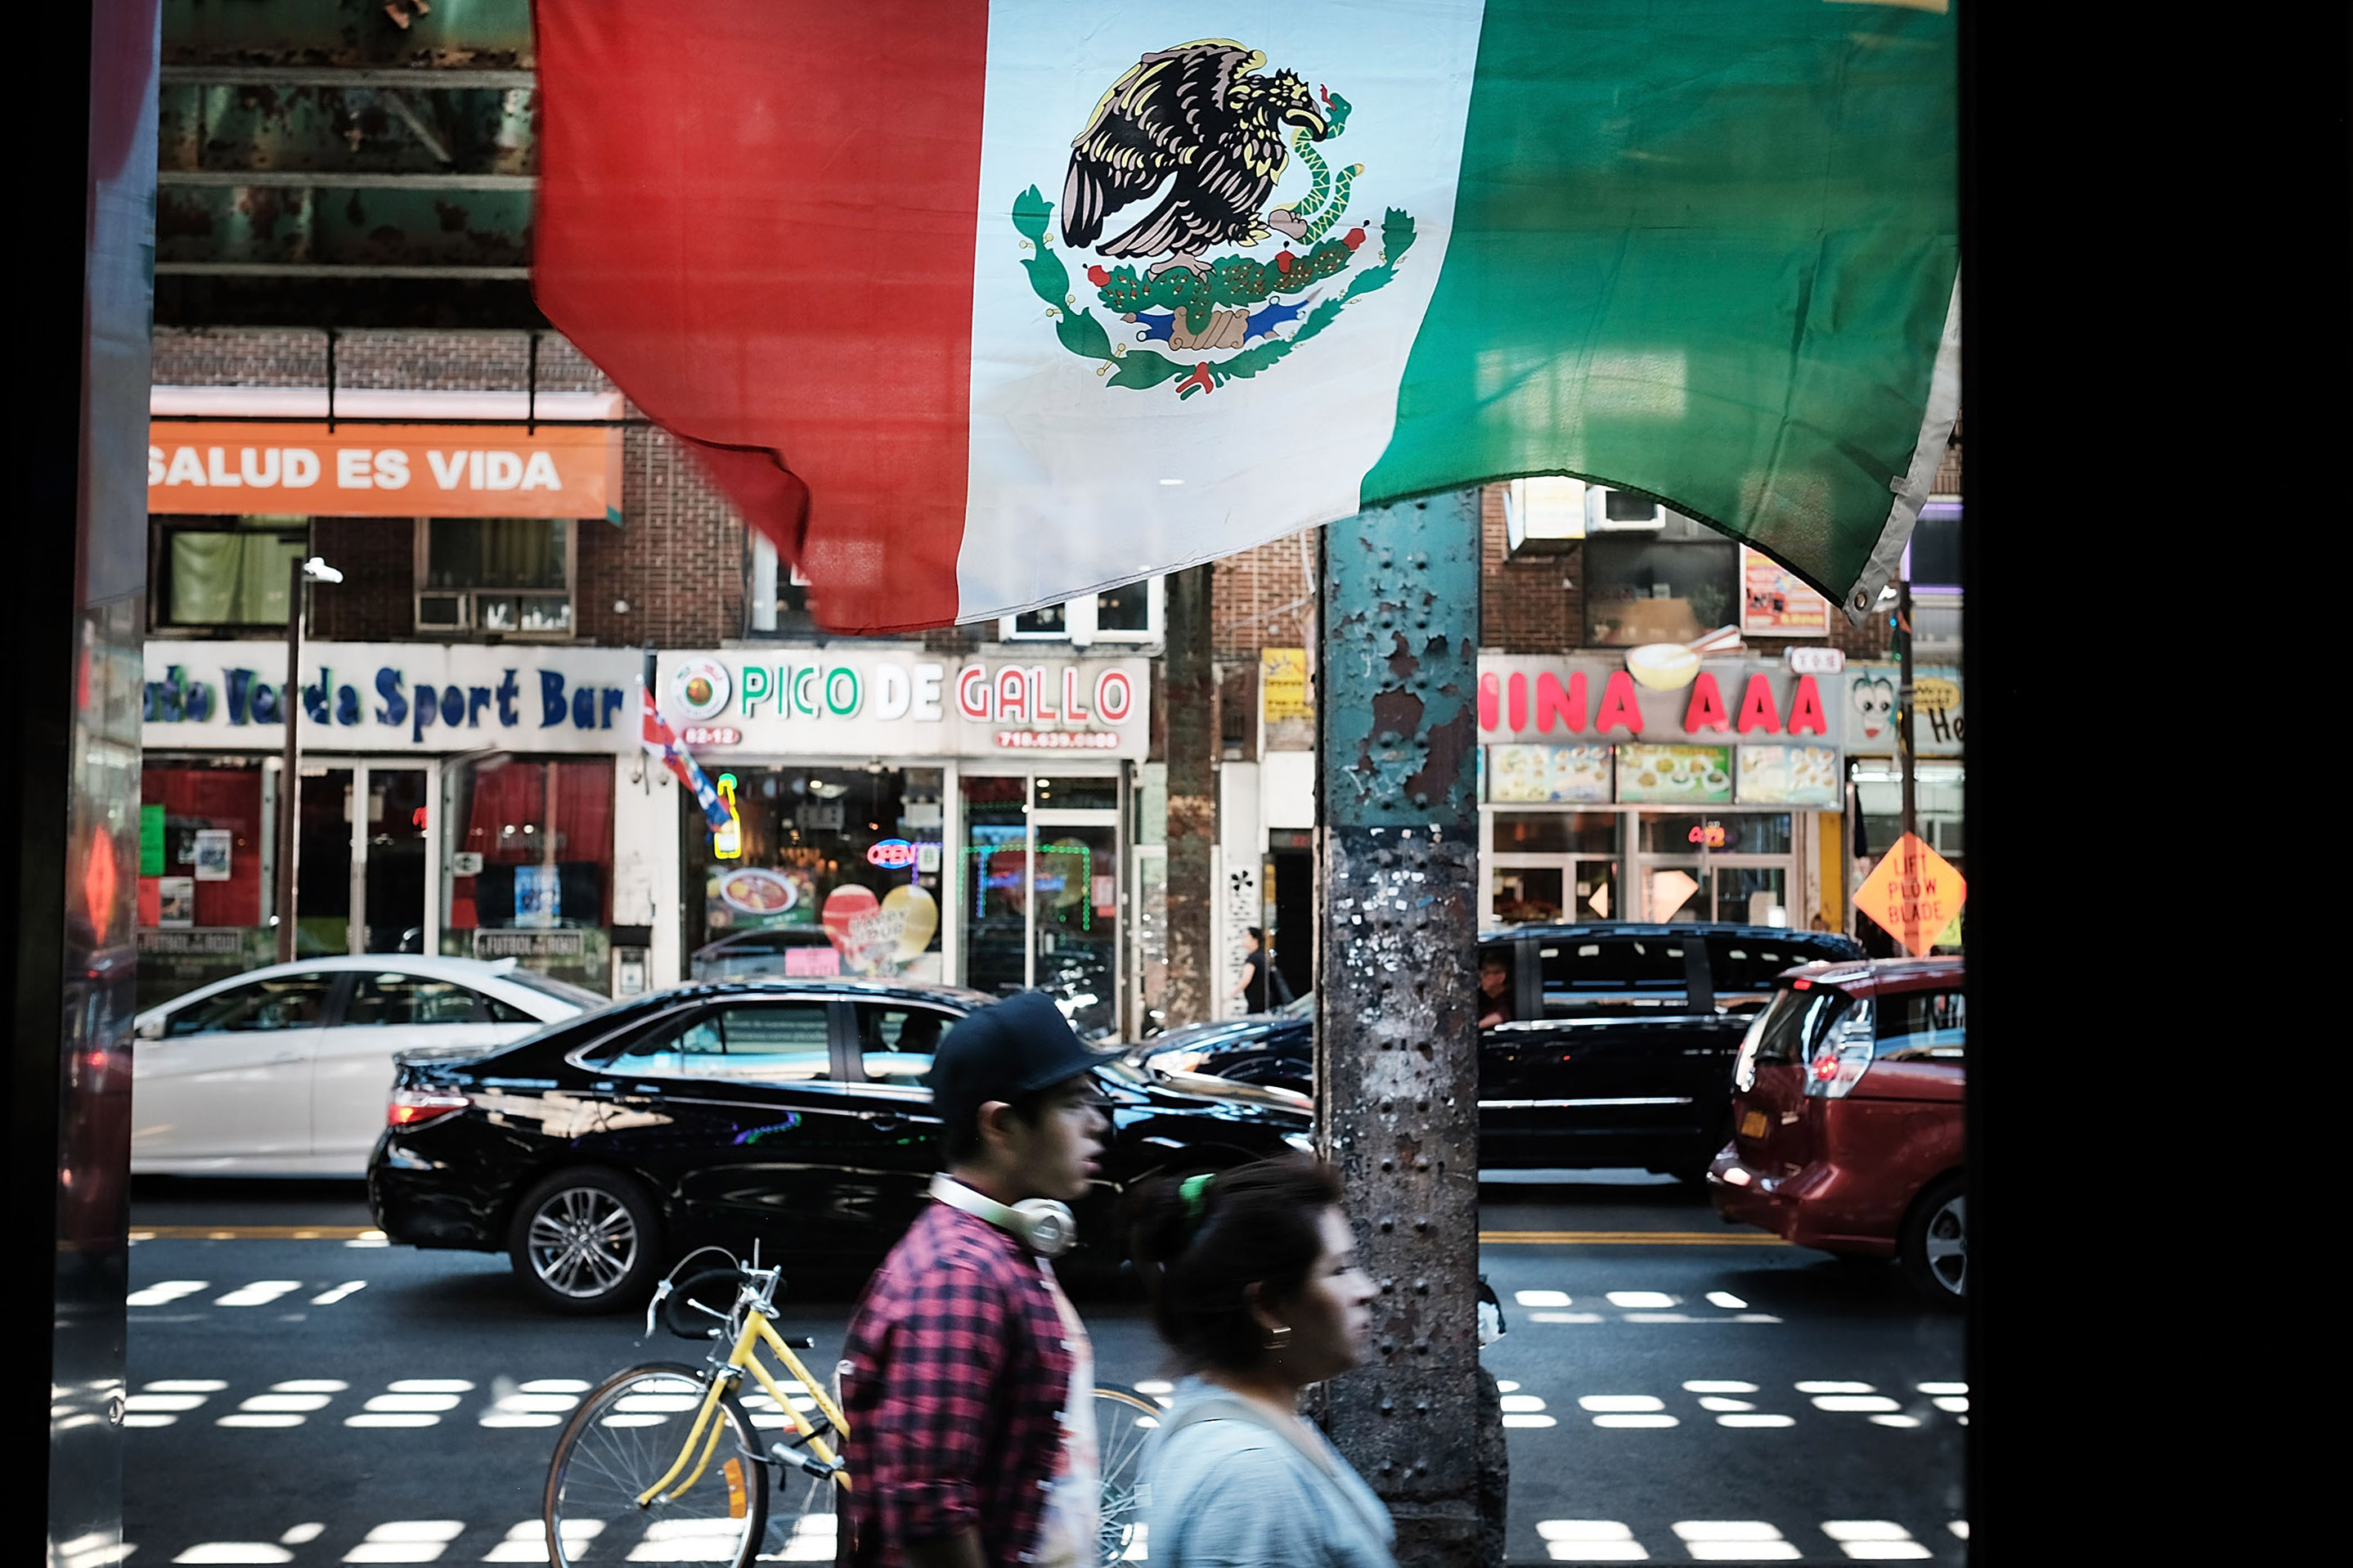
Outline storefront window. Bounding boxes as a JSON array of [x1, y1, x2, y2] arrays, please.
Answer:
[[137, 760, 274, 1009], [1582, 538, 1737, 646], [1034, 775, 1120, 811], [688, 766, 947, 983], [1638, 813, 1792, 856], [1494, 811, 1618, 855], [441, 757, 615, 991]]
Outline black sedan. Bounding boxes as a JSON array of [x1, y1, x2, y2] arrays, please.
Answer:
[[1133, 923, 1862, 1180], [368, 979, 1313, 1312]]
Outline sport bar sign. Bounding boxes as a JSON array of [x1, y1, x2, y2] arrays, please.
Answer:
[[148, 421, 624, 520]]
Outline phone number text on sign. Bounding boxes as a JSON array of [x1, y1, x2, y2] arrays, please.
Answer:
[[994, 730, 1123, 750]]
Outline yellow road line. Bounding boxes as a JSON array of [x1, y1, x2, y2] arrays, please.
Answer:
[[128, 1225, 384, 1241], [1479, 1230, 1788, 1246]]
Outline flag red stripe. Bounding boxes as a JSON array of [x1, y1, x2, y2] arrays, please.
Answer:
[[532, 1, 989, 633]]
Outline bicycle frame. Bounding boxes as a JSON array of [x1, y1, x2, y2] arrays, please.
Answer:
[[633, 1279, 852, 1508]]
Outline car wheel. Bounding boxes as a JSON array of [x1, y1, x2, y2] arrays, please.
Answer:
[[1899, 1173, 1966, 1307], [508, 1167, 660, 1314]]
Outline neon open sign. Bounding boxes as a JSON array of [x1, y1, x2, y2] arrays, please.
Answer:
[[866, 839, 917, 869]]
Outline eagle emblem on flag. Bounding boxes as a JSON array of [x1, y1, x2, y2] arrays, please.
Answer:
[[1012, 38, 1415, 399]]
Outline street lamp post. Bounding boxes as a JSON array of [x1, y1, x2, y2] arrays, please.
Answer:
[[273, 555, 343, 963]]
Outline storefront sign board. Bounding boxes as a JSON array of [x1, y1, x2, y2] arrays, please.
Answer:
[[148, 421, 625, 521], [1261, 647, 1313, 721], [1845, 663, 1963, 756], [655, 651, 1151, 761], [1734, 744, 1842, 806], [141, 640, 641, 753], [1478, 655, 1842, 749], [1488, 744, 1612, 803], [1739, 546, 1833, 636], [1617, 744, 1733, 804]]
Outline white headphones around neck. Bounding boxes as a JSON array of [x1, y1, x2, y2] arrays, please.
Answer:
[[929, 1173, 1077, 1258]]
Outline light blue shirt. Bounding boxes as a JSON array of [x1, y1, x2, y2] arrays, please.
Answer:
[[1138, 1377, 1398, 1568]]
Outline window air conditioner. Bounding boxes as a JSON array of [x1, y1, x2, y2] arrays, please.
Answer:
[[1504, 477, 1586, 555], [1585, 486, 1667, 532]]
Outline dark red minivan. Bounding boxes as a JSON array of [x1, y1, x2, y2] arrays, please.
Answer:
[[1708, 957, 1965, 1305]]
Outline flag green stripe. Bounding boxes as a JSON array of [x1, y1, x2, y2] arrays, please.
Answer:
[[1365, 0, 1958, 608]]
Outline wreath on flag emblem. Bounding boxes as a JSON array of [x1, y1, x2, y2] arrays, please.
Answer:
[[1012, 38, 1416, 399]]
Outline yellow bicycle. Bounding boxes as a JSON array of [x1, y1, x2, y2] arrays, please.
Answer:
[[542, 1249, 1162, 1567]]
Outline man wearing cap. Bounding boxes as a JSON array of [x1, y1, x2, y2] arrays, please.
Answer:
[[835, 991, 1116, 1568]]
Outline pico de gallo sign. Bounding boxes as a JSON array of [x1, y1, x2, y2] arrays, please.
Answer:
[[148, 421, 624, 520], [654, 652, 1150, 760]]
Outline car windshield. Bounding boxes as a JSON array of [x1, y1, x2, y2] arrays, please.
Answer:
[[1273, 991, 1315, 1020]]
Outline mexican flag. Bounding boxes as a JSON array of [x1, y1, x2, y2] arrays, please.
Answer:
[[533, 0, 1957, 636]]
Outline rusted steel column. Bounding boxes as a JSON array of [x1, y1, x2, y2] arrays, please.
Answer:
[[1161, 562, 1218, 1028], [1315, 488, 1484, 1565]]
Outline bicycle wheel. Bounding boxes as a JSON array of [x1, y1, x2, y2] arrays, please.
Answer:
[[1093, 1385, 1163, 1566], [545, 1362, 768, 1568]]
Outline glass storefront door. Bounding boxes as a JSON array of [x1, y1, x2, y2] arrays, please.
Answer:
[[363, 767, 429, 952], [1033, 817, 1119, 1038], [957, 772, 1124, 1039], [1483, 806, 1799, 927], [295, 766, 356, 957], [1489, 810, 1621, 923]]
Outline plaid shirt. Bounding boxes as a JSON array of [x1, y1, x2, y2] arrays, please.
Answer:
[[837, 1200, 1075, 1566]]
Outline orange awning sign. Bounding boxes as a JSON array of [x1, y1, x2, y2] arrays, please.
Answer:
[[1852, 833, 1965, 957], [147, 420, 623, 519]]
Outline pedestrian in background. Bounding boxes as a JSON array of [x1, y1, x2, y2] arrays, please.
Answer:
[[1233, 926, 1295, 1013], [1125, 1157, 1394, 1567], [835, 991, 1116, 1568]]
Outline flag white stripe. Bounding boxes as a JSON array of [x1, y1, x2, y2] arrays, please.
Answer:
[[958, 0, 1488, 620]]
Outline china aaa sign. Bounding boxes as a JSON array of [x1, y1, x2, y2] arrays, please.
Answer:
[[1853, 833, 1966, 957]]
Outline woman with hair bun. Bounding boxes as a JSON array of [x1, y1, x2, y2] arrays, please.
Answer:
[[1124, 1156, 1393, 1566]]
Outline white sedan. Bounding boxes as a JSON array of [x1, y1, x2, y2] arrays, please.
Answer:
[[132, 955, 604, 1176]]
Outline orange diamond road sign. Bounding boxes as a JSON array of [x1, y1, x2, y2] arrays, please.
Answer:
[[1852, 833, 1966, 957]]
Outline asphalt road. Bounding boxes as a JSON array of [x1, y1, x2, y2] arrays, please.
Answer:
[[123, 1173, 1963, 1566]]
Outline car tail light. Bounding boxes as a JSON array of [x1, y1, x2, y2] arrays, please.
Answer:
[[1803, 999, 1876, 1099], [388, 1087, 471, 1129]]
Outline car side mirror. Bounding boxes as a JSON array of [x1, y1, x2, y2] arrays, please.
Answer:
[[135, 1017, 164, 1040]]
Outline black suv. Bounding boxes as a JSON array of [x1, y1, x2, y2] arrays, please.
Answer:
[[1134, 923, 1862, 1179]]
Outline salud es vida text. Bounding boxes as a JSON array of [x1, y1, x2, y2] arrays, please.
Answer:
[[150, 443, 566, 492]]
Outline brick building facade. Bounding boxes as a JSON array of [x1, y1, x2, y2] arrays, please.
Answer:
[[140, 321, 1961, 1018]]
